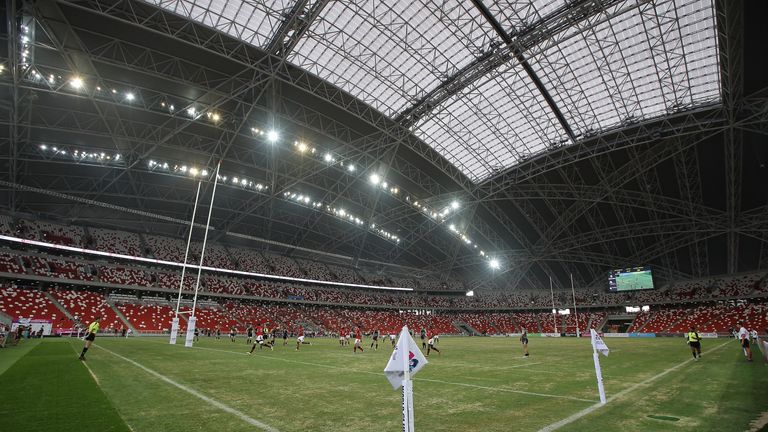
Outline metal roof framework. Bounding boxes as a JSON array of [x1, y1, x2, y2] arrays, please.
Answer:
[[0, 0, 765, 291]]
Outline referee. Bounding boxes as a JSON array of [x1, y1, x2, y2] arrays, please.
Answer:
[[78, 316, 101, 361], [687, 326, 702, 361]]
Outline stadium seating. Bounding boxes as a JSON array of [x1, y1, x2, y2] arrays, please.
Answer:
[[49, 288, 122, 330], [99, 266, 153, 287], [230, 248, 271, 273], [0, 286, 73, 329], [0, 252, 24, 274], [88, 228, 142, 256], [325, 263, 363, 284], [117, 300, 175, 332], [264, 253, 305, 278], [296, 258, 331, 280]]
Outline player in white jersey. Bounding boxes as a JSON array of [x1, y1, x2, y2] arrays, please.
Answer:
[[738, 322, 753, 362]]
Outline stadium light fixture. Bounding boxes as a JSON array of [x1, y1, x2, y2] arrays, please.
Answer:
[[125, 92, 135, 101], [466, 290, 474, 297], [370, 173, 381, 185], [451, 200, 459, 210], [324, 153, 333, 162], [70, 77, 83, 89], [297, 142, 308, 153], [489, 259, 500, 270], [267, 130, 279, 142], [348, 164, 355, 172]]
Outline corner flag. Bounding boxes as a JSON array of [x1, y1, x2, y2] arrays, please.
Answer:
[[590, 328, 610, 357], [590, 328, 609, 404], [384, 326, 428, 389]]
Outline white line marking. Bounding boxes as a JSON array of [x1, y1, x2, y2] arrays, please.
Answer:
[[537, 340, 733, 432], [156, 342, 594, 403], [93, 343, 279, 432], [415, 377, 596, 403]]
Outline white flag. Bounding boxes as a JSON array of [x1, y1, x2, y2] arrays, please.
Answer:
[[591, 328, 609, 357], [384, 326, 428, 390]]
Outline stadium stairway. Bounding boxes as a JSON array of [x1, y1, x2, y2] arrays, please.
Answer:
[[43, 291, 76, 324], [453, 321, 479, 335], [590, 314, 609, 332], [105, 299, 137, 334]]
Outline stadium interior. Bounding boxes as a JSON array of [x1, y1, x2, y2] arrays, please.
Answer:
[[0, 0, 767, 431]]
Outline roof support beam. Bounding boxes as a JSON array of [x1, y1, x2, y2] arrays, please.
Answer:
[[265, 0, 330, 58], [717, 0, 744, 275], [468, 0, 581, 142]]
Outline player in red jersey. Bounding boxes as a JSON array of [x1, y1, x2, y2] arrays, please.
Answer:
[[248, 324, 271, 353], [353, 327, 364, 353], [339, 328, 346, 347]]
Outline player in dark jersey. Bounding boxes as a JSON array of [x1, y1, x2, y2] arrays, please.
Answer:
[[246, 326, 254, 344], [520, 329, 530, 358], [370, 329, 379, 350], [229, 327, 237, 342], [282, 329, 289, 346], [420, 328, 427, 350]]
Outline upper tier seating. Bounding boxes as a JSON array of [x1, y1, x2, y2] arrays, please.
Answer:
[[88, 228, 142, 256]]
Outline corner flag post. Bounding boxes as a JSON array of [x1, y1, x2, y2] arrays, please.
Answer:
[[384, 326, 427, 432], [590, 328, 608, 404], [402, 337, 414, 432]]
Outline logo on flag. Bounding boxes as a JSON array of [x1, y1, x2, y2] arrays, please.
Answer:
[[384, 326, 428, 389], [591, 328, 610, 357]]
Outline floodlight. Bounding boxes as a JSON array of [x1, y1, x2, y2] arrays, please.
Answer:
[[466, 290, 474, 297], [70, 77, 83, 89], [324, 153, 333, 162], [190, 167, 199, 176], [40, 144, 47, 150], [489, 259, 500, 269], [451, 201, 459, 210], [297, 143, 308, 153], [125, 92, 135, 101], [211, 112, 221, 122], [348, 164, 356, 172], [369, 173, 381, 185], [267, 130, 279, 142], [187, 107, 196, 116]]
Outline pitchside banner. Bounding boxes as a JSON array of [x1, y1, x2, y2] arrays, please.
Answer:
[[699, 332, 718, 339], [540, 333, 561, 338], [12, 318, 52, 336]]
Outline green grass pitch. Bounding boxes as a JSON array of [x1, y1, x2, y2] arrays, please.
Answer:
[[1, 336, 765, 431]]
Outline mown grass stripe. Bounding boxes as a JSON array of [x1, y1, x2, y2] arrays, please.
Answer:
[[0, 340, 130, 432]]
